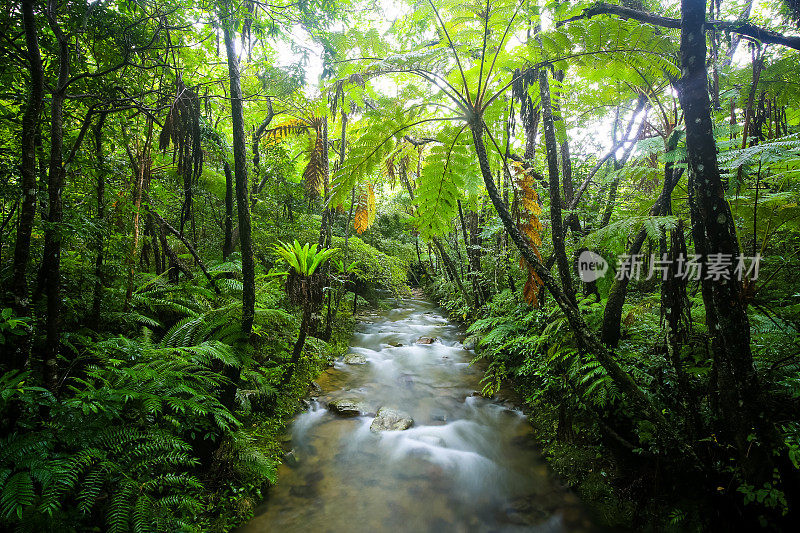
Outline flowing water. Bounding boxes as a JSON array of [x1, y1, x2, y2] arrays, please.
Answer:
[[241, 297, 594, 532]]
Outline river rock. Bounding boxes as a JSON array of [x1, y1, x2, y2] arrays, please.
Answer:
[[289, 484, 317, 499], [416, 336, 438, 344], [501, 494, 550, 525], [398, 373, 415, 387], [283, 449, 300, 468], [462, 336, 478, 350], [370, 407, 414, 432], [343, 353, 368, 365], [430, 409, 448, 423], [327, 395, 373, 416]]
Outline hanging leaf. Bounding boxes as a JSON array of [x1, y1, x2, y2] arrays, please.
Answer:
[[383, 154, 396, 185], [303, 130, 326, 196], [354, 206, 368, 233], [523, 267, 543, 307], [514, 163, 544, 306], [262, 119, 309, 145], [353, 183, 376, 234]]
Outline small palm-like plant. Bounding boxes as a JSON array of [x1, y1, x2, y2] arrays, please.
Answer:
[[273, 240, 336, 279], [272, 240, 336, 386]]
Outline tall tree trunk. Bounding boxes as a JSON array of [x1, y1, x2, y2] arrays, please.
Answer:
[[250, 99, 274, 199], [597, 95, 649, 229], [317, 117, 332, 248], [40, 5, 71, 391], [281, 307, 311, 387], [326, 112, 349, 337], [223, 22, 255, 338], [123, 119, 153, 311], [223, 160, 234, 260], [553, 70, 574, 205], [8, 0, 44, 370], [457, 200, 477, 303], [678, 0, 763, 475], [539, 69, 576, 306], [90, 113, 108, 330]]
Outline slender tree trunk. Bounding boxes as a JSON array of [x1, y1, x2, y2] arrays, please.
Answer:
[[457, 200, 476, 302], [251, 99, 274, 199], [40, 5, 71, 391], [327, 113, 350, 334], [281, 307, 311, 387], [223, 160, 234, 260], [317, 117, 332, 248], [124, 119, 153, 311], [90, 113, 108, 330], [596, 96, 649, 229], [8, 0, 44, 370], [223, 22, 255, 337], [150, 210, 220, 293], [431, 237, 473, 308], [661, 218, 701, 436], [553, 70, 574, 205], [539, 69, 575, 306], [678, 0, 763, 475]]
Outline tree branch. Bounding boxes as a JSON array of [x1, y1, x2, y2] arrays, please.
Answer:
[[559, 2, 800, 52], [149, 209, 220, 293]]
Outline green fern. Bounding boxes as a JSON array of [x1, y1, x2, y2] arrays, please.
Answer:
[[415, 128, 476, 239]]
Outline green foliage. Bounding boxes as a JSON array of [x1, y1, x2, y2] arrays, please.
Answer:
[[1, 0, 799, 530], [272, 240, 336, 277], [0, 335, 238, 531], [0, 308, 30, 345], [415, 128, 478, 239], [332, 236, 410, 298]]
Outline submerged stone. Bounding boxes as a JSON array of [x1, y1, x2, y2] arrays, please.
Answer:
[[370, 407, 414, 432], [416, 336, 438, 344], [430, 409, 448, 422], [343, 353, 368, 364], [283, 449, 299, 468], [289, 484, 317, 499], [463, 336, 478, 350], [327, 395, 374, 416]]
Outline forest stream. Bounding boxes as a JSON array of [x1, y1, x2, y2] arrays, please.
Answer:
[[241, 296, 594, 532]]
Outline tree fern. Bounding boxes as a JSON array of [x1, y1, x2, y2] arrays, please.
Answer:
[[330, 106, 419, 206], [415, 127, 477, 239]]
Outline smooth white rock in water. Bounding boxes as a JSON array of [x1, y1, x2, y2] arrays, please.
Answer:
[[370, 407, 414, 432]]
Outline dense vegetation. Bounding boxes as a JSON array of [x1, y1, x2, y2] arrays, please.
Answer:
[[1, 0, 799, 530]]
